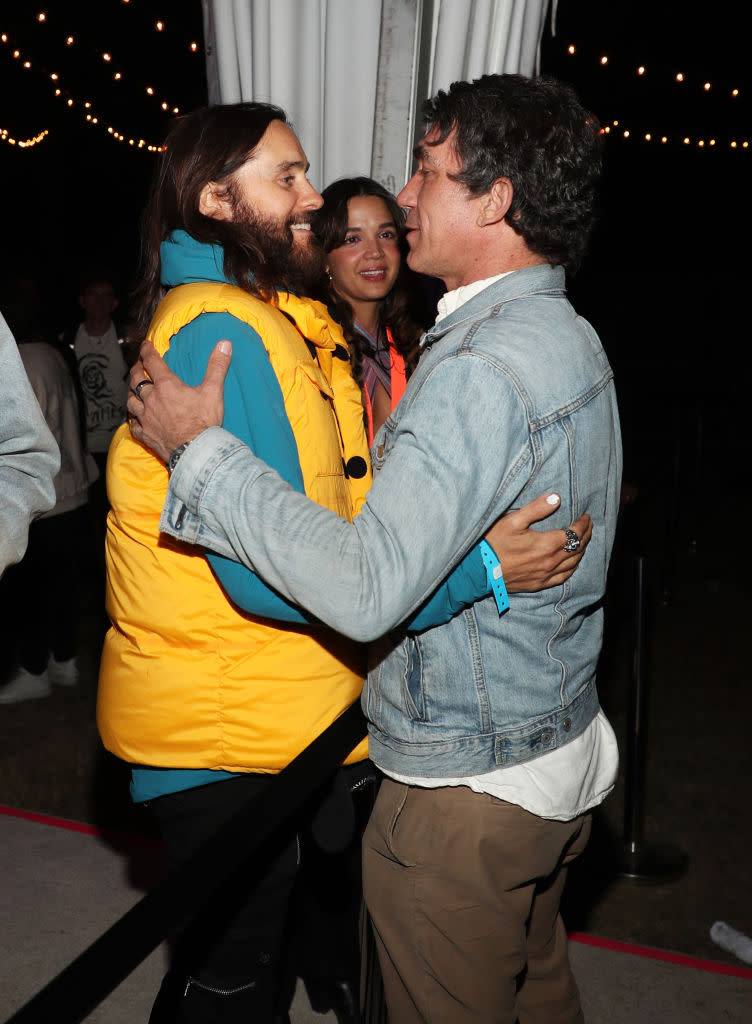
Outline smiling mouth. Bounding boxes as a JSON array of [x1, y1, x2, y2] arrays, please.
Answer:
[[360, 268, 387, 279], [290, 222, 311, 232]]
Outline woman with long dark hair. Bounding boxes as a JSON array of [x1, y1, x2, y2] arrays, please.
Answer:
[[313, 176, 432, 442]]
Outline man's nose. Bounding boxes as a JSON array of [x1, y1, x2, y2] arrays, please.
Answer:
[[300, 178, 323, 210], [396, 176, 417, 209]]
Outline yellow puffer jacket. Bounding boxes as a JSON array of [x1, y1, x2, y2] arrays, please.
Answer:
[[97, 283, 372, 772]]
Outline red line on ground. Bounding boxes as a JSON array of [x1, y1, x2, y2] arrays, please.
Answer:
[[568, 931, 752, 978], [0, 803, 163, 849], [2, 804, 751, 978]]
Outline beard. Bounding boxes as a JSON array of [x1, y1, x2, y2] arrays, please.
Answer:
[[229, 195, 326, 296]]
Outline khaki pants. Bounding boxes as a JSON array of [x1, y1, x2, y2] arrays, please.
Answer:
[[362, 779, 590, 1024]]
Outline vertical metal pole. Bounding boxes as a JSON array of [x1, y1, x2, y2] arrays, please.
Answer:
[[620, 553, 688, 882], [623, 555, 647, 857]]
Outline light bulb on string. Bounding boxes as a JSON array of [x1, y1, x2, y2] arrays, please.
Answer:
[[3, 13, 195, 127], [1, 37, 183, 154]]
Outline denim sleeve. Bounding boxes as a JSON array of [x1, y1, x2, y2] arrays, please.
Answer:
[[161, 352, 528, 642], [0, 313, 59, 575], [165, 313, 312, 624]]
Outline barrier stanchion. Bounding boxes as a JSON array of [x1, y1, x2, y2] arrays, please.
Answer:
[[4, 700, 367, 1024], [620, 554, 688, 882]]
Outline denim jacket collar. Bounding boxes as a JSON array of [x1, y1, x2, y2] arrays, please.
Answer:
[[422, 263, 567, 350]]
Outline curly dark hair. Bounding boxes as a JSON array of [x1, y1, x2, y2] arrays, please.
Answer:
[[127, 102, 292, 341], [311, 177, 430, 388], [421, 74, 602, 274]]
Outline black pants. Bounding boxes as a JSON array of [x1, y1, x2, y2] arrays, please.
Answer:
[[148, 776, 300, 1024], [147, 766, 380, 1023], [7, 505, 88, 674]]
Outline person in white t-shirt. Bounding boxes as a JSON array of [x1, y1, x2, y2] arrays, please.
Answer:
[[68, 275, 130, 464], [61, 273, 131, 617]]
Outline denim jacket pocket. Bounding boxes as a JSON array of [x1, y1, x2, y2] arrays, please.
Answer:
[[370, 418, 395, 471], [403, 636, 426, 721]]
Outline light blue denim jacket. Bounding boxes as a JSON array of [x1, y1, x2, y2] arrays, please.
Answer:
[[161, 265, 622, 777], [0, 313, 59, 575]]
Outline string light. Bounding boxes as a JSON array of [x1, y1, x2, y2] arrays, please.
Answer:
[[1, 125, 49, 148], [1, 9, 196, 152], [0, 25, 170, 152], [564, 42, 748, 152], [564, 42, 743, 99], [600, 119, 750, 151]]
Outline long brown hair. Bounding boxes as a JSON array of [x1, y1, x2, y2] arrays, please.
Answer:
[[311, 177, 431, 388], [127, 102, 289, 342]]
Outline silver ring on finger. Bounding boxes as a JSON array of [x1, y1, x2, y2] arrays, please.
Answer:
[[563, 528, 581, 552], [132, 379, 154, 399]]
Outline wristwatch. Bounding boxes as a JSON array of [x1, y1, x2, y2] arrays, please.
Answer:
[[167, 441, 190, 474]]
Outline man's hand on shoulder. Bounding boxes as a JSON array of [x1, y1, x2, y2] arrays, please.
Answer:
[[127, 339, 232, 463]]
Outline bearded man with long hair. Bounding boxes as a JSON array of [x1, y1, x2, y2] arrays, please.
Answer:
[[98, 102, 377, 1022]]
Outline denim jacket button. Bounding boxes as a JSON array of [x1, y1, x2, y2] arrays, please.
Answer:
[[563, 717, 572, 732]]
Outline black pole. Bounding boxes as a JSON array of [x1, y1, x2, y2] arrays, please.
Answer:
[[620, 554, 687, 882], [623, 554, 647, 853]]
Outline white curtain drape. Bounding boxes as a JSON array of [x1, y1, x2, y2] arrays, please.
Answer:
[[202, 0, 552, 193]]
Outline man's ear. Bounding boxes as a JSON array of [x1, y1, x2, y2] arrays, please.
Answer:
[[199, 181, 231, 221], [477, 177, 514, 227]]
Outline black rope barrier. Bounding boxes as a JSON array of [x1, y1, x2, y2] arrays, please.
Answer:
[[4, 700, 368, 1024]]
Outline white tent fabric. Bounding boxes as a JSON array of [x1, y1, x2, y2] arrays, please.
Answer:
[[202, 0, 553, 193]]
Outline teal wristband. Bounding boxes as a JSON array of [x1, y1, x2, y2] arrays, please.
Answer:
[[479, 540, 510, 615]]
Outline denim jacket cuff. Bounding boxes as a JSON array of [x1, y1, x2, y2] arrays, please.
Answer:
[[160, 426, 246, 542]]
